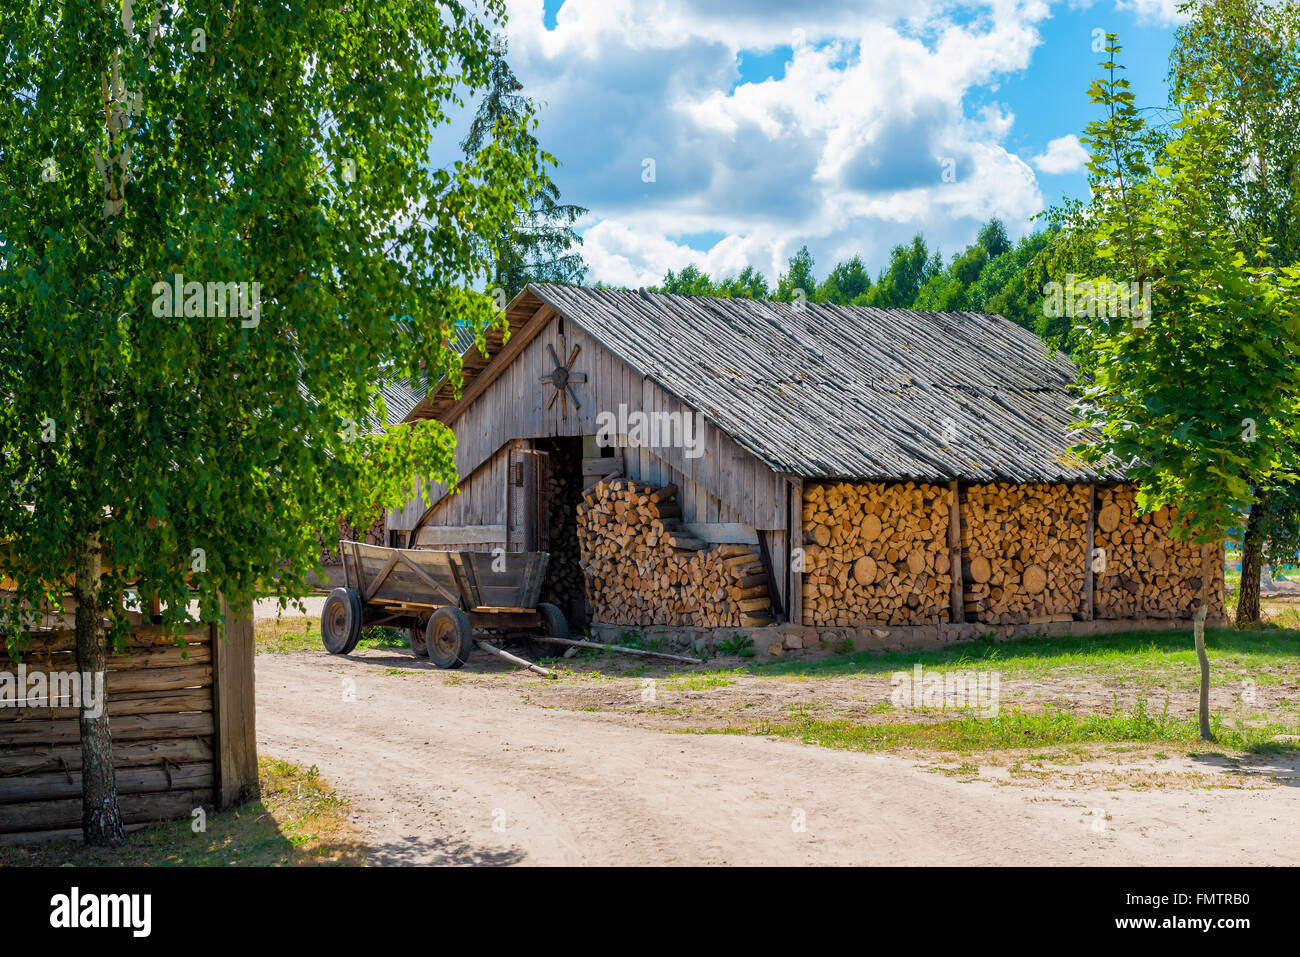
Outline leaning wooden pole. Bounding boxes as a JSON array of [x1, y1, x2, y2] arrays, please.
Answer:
[[474, 639, 556, 679], [526, 633, 704, 664]]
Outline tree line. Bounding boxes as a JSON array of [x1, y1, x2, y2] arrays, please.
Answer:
[[651, 221, 1056, 339]]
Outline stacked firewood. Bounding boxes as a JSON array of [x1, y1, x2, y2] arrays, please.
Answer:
[[576, 478, 772, 627], [538, 441, 586, 612], [959, 483, 1089, 624], [320, 509, 385, 564], [1092, 486, 1225, 619], [800, 481, 952, 626]]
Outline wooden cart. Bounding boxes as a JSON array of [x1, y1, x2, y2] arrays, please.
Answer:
[[321, 540, 567, 668]]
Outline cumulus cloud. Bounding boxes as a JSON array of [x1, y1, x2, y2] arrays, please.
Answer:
[[1112, 0, 1190, 26], [494, 0, 1097, 285], [1031, 134, 1090, 174]]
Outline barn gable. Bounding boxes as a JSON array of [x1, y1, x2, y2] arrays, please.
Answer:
[[391, 292, 788, 538]]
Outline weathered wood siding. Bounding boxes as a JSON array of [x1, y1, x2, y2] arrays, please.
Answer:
[[392, 311, 787, 537], [0, 605, 257, 842]]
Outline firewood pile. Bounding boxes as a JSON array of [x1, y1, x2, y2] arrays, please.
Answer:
[[800, 481, 952, 626], [1092, 486, 1225, 619], [959, 483, 1089, 624], [576, 478, 772, 627], [320, 510, 385, 564]]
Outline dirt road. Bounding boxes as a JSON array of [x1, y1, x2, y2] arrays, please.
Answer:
[[257, 649, 1300, 866]]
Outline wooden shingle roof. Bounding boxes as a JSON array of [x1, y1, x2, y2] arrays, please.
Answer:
[[525, 283, 1120, 484]]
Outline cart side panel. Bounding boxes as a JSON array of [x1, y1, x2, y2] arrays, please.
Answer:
[[458, 551, 550, 609], [349, 542, 463, 607]]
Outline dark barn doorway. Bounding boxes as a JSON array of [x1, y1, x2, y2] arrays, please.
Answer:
[[535, 436, 588, 627]]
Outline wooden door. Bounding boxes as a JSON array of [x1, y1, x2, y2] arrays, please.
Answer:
[[506, 445, 550, 553]]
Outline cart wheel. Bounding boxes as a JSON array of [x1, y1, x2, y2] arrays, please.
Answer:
[[528, 602, 569, 660], [321, 587, 363, 655], [426, 607, 474, 669], [408, 624, 429, 659]]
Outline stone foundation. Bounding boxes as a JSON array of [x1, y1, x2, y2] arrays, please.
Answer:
[[588, 614, 1230, 662]]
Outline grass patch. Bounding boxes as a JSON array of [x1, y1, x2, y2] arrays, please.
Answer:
[[661, 673, 738, 691], [723, 702, 1300, 755], [256, 615, 406, 655], [0, 757, 364, 866], [743, 625, 1300, 689]]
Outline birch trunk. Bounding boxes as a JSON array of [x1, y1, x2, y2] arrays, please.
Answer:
[[73, 532, 124, 845]]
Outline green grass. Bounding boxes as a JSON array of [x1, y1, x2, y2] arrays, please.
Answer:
[[721, 702, 1300, 755], [256, 616, 407, 654], [741, 626, 1300, 688], [661, 673, 738, 691], [0, 757, 363, 866]]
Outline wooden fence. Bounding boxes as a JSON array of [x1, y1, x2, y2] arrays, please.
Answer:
[[0, 600, 255, 843]]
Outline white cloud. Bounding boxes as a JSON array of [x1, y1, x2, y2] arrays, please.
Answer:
[[1112, 0, 1190, 27], [497, 0, 1092, 284], [1031, 134, 1090, 174], [579, 220, 785, 287]]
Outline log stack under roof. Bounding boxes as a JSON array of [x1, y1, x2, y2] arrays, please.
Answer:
[[1092, 486, 1225, 619], [959, 483, 1090, 625], [795, 480, 1223, 628], [801, 481, 952, 626], [576, 478, 772, 628]]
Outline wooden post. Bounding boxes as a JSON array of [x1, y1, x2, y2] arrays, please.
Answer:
[[948, 481, 963, 624], [213, 596, 257, 809], [788, 477, 804, 627], [1083, 484, 1096, 620]]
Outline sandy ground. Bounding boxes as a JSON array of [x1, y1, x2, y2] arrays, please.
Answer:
[[257, 648, 1300, 866], [252, 596, 325, 620]]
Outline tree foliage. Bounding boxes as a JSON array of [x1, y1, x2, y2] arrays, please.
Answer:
[[1049, 33, 1300, 737], [650, 219, 1050, 326], [1065, 36, 1300, 537], [1168, 0, 1300, 602], [0, 0, 546, 840], [461, 35, 586, 298]]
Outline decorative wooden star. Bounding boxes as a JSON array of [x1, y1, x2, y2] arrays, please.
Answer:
[[539, 338, 586, 418]]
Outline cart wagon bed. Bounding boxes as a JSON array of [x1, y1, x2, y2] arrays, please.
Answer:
[[320, 540, 566, 669], [340, 540, 548, 614]]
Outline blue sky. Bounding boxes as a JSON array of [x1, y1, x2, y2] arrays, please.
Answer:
[[480, 0, 1185, 287]]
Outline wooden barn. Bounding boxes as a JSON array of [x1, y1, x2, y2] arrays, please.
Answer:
[[388, 284, 1224, 651]]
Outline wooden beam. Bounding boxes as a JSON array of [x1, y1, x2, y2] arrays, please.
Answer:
[[410, 450, 505, 533], [394, 549, 463, 607], [437, 305, 559, 426], [681, 522, 759, 545], [412, 524, 507, 546], [788, 477, 804, 627], [362, 550, 399, 603], [213, 596, 257, 810], [474, 639, 556, 678], [756, 530, 784, 621]]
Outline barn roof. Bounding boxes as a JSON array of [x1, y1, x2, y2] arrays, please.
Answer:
[[536, 284, 1119, 484], [407, 283, 1121, 484], [370, 325, 479, 429]]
